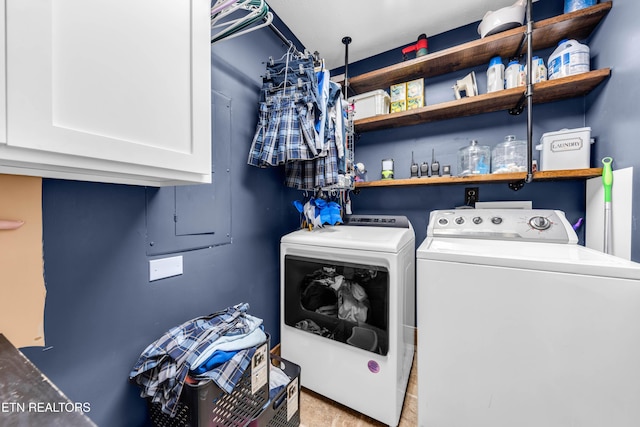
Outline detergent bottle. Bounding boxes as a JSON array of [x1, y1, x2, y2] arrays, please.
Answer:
[[505, 60, 525, 89], [547, 39, 590, 80], [524, 56, 548, 83], [486, 56, 504, 93], [535, 57, 548, 83]]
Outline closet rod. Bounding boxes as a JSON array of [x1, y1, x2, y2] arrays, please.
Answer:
[[268, 21, 298, 52]]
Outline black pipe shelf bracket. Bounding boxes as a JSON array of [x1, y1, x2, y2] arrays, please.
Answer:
[[511, 32, 528, 62], [508, 180, 527, 191], [509, 94, 527, 115]]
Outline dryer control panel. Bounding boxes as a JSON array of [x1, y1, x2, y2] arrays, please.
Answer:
[[345, 215, 410, 228], [427, 209, 578, 243]]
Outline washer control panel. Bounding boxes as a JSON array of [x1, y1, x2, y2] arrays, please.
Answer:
[[427, 209, 578, 243]]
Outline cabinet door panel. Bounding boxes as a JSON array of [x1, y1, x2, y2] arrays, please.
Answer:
[[6, 0, 211, 177]]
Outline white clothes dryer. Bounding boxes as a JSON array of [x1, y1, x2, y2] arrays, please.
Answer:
[[280, 215, 415, 426], [417, 209, 640, 427]]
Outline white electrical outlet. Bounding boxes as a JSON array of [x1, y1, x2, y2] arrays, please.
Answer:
[[149, 256, 183, 281]]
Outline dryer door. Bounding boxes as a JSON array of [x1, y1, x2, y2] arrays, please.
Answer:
[[283, 253, 389, 355]]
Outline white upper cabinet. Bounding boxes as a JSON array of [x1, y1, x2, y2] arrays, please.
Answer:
[[2, 0, 212, 186]]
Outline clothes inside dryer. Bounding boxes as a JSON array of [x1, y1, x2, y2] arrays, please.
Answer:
[[284, 255, 389, 355]]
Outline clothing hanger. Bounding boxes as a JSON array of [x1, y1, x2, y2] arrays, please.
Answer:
[[263, 61, 311, 82], [213, 0, 264, 26], [211, 0, 269, 43], [210, 0, 253, 26], [211, 0, 239, 16], [212, 12, 273, 44], [264, 76, 305, 95]]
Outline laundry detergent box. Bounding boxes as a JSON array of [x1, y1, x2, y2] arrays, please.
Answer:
[[348, 89, 390, 119], [406, 78, 424, 110], [536, 126, 592, 171], [390, 83, 407, 113]]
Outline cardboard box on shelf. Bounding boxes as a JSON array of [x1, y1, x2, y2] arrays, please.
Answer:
[[390, 83, 407, 113]]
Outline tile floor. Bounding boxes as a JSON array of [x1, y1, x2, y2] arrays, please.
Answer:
[[298, 354, 418, 427]]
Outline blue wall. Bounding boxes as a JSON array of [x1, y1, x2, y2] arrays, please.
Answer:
[[19, 1, 636, 426], [585, 0, 640, 260], [21, 23, 301, 427]]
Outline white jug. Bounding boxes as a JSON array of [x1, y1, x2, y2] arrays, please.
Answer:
[[525, 56, 548, 83], [505, 61, 524, 89], [548, 39, 590, 80], [486, 56, 504, 93]]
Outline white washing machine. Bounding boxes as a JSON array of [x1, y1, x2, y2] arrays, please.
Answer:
[[417, 208, 640, 427], [280, 215, 415, 426]]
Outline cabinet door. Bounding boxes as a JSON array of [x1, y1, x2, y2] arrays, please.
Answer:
[[0, 0, 6, 145], [5, 0, 211, 185]]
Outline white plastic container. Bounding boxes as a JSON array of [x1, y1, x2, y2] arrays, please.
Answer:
[[547, 39, 590, 80], [486, 56, 504, 93], [536, 127, 592, 171], [349, 90, 390, 119], [505, 61, 525, 89]]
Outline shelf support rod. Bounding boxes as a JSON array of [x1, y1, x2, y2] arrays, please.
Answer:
[[524, 0, 534, 184], [342, 36, 352, 97]]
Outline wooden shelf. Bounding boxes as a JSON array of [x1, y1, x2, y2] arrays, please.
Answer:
[[354, 68, 611, 132], [348, 3, 611, 191], [348, 2, 612, 94], [355, 168, 602, 189]]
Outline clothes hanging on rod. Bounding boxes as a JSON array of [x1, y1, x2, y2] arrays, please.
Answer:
[[247, 48, 351, 192], [247, 50, 320, 167], [284, 80, 347, 190]]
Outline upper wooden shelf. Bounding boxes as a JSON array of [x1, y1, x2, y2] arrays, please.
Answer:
[[354, 68, 611, 132], [348, 2, 612, 95], [355, 168, 603, 189]]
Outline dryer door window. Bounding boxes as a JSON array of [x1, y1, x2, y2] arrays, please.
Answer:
[[284, 255, 389, 355]]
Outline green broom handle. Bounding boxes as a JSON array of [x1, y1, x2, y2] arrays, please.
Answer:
[[602, 157, 613, 203]]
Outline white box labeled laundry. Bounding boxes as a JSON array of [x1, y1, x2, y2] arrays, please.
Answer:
[[536, 127, 592, 171], [349, 90, 390, 119]]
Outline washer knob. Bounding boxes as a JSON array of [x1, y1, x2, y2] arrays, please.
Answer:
[[473, 216, 483, 224], [529, 216, 551, 230], [455, 217, 465, 225], [491, 216, 503, 225], [438, 218, 449, 226]]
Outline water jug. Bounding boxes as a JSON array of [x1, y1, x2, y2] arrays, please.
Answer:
[[505, 61, 524, 89], [548, 39, 590, 80], [486, 56, 504, 93], [458, 140, 490, 176]]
